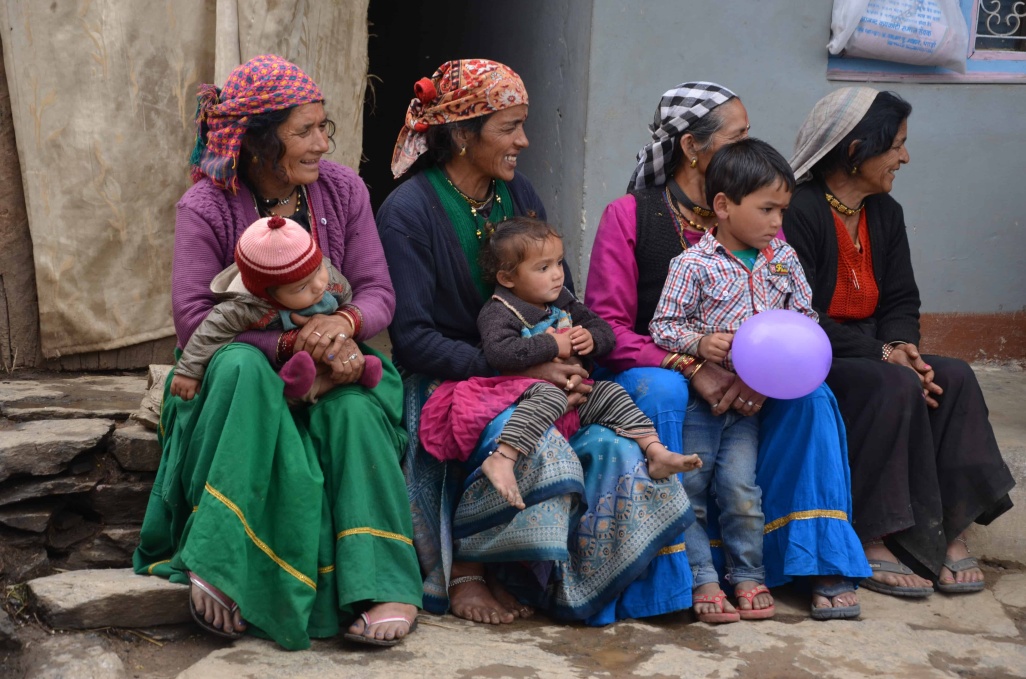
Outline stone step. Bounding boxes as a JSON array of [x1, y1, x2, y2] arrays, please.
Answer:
[[26, 568, 190, 629], [110, 423, 161, 472], [0, 418, 115, 483], [0, 374, 147, 422]]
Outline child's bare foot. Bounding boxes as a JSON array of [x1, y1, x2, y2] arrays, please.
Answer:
[[480, 446, 525, 509], [641, 440, 702, 479], [692, 581, 739, 624], [734, 580, 775, 619]]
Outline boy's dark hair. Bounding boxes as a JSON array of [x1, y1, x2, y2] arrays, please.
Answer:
[[811, 91, 912, 180], [704, 137, 796, 206], [479, 216, 561, 285]]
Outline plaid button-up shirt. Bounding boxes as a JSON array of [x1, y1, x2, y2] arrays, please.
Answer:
[[649, 232, 817, 371]]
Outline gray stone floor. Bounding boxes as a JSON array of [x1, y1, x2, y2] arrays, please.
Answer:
[[1, 363, 1024, 678]]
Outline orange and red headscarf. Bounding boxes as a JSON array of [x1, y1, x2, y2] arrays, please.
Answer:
[[390, 59, 528, 179], [190, 55, 323, 192]]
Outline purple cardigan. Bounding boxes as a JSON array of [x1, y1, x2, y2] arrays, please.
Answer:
[[172, 161, 395, 363]]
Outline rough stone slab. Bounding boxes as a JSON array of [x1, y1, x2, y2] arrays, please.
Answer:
[[21, 634, 126, 679], [0, 374, 147, 422], [128, 364, 172, 432], [993, 572, 1026, 608], [88, 482, 152, 523], [0, 470, 101, 506], [0, 611, 18, 650], [0, 503, 57, 532], [0, 541, 48, 582], [62, 526, 141, 569], [0, 418, 114, 482], [27, 568, 190, 629], [111, 423, 161, 472]]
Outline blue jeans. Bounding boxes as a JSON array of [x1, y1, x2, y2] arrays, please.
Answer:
[[681, 394, 764, 588]]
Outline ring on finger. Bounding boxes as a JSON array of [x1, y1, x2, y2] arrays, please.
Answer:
[[754, 404, 762, 410], [746, 400, 754, 407], [565, 378, 573, 391], [347, 353, 358, 361], [736, 395, 745, 402], [311, 331, 323, 337]]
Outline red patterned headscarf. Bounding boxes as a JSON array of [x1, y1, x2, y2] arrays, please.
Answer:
[[390, 59, 528, 179], [189, 54, 323, 192]]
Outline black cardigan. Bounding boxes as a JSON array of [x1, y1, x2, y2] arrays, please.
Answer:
[[378, 171, 575, 381], [782, 179, 921, 360]]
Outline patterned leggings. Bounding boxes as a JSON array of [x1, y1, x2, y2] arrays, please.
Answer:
[[498, 381, 657, 455]]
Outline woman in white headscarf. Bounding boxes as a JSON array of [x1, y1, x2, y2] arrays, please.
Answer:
[[585, 82, 871, 621], [784, 88, 1014, 598]]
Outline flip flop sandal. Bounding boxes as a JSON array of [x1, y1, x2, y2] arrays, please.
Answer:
[[860, 559, 933, 598], [188, 572, 244, 640], [735, 583, 776, 620], [810, 580, 861, 620], [936, 556, 985, 594], [343, 612, 418, 647], [692, 590, 741, 624]]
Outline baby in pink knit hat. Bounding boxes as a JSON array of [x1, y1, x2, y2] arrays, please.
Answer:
[[170, 215, 382, 402]]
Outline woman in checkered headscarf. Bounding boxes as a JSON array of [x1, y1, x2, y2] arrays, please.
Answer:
[[584, 82, 874, 622], [378, 59, 696, 628], [134, 55, 423, 650]]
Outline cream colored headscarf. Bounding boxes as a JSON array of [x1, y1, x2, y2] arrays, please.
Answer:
[[790, 87, 878, 184]]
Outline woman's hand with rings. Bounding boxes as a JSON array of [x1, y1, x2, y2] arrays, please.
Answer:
[[291, 313, 353, 362], [328, 345, 365, 384], [887, 343, 943, 408], [515, 359, 591, 407]]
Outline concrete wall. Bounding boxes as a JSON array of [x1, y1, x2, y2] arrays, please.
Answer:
[[462, 0, 595, 284], [579, 0, 1026, 317]]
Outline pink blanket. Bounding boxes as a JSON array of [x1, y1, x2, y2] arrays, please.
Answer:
[[419, 376, 581, 462]]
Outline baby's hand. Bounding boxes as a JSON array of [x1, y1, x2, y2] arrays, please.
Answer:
[[569, 327, 594, 356], [170, 374, 200, 401], [546, 326, 574, 359], [698, 332, 734, 363]]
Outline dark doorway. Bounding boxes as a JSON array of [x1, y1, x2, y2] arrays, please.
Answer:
[[360, 1, 473, 212]]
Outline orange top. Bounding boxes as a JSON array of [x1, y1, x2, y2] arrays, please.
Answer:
[[827, 210, 879, 322]]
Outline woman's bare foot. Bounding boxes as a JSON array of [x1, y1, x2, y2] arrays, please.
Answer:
[[449, 564, 516, 624], [190, 576, 246, 635], [733, 580, 774, 612], [480, 445, 525, 509], [863, 541, 933, 590], [346, 602, 418, 642], [938, 534, 984, 587], [486, 574, 534, 619], [639, 438, 702, 479], [810, 576, 859, 611]]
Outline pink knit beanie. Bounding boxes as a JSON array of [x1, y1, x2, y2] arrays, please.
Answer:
[[235, 215, 322, 301]]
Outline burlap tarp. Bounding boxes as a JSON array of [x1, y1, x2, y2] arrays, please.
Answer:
[[0, 0, 367, 358]]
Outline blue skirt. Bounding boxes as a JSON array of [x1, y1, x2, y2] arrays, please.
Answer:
[[403, 373, 694, 624], [600, 367, 871, 587]]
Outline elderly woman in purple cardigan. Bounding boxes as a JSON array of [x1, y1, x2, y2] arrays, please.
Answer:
[[133, 55, 421, 650]]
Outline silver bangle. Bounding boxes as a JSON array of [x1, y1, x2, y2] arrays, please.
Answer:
[[447, 575, 486, 590]]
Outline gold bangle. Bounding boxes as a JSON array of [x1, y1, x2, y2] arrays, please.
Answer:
[[687, 359, 706, 379]]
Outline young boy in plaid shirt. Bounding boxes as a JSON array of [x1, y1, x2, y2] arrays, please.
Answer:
[[649, 138, 817, 624]]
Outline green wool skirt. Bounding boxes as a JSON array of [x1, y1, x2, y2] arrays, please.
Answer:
[[133, 343, 422, 650]]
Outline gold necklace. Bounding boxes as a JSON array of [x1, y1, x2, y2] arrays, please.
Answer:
[[665, 187, 716, 234], [445, 176, 497, 215], [825, 192, 863, 216]]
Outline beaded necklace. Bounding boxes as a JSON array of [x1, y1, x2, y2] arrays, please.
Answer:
[[825, 192, 863, 217], [442, 173, 507, 240], [667, 179, 715, 218], [664, 186, 716, 243]]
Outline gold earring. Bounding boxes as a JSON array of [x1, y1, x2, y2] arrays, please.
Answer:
[[851, 165, 858, 175], [252, 155, 259, 164], [690, 157, 698, 168], [459, 146, 467, 157]]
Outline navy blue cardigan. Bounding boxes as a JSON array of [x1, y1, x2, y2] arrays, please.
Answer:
[[378, 171, 573, 381]]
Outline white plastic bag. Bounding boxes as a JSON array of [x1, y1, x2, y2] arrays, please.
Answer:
[[828, 0, 969, 73]]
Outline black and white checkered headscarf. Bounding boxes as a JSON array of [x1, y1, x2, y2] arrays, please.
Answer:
[[628, 82, 737, 191]]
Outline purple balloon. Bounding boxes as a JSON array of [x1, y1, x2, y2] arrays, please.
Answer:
[[731, 309, 832, 400]]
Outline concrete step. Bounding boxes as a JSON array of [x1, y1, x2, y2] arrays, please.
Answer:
[[26, 568, 190, 630]]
